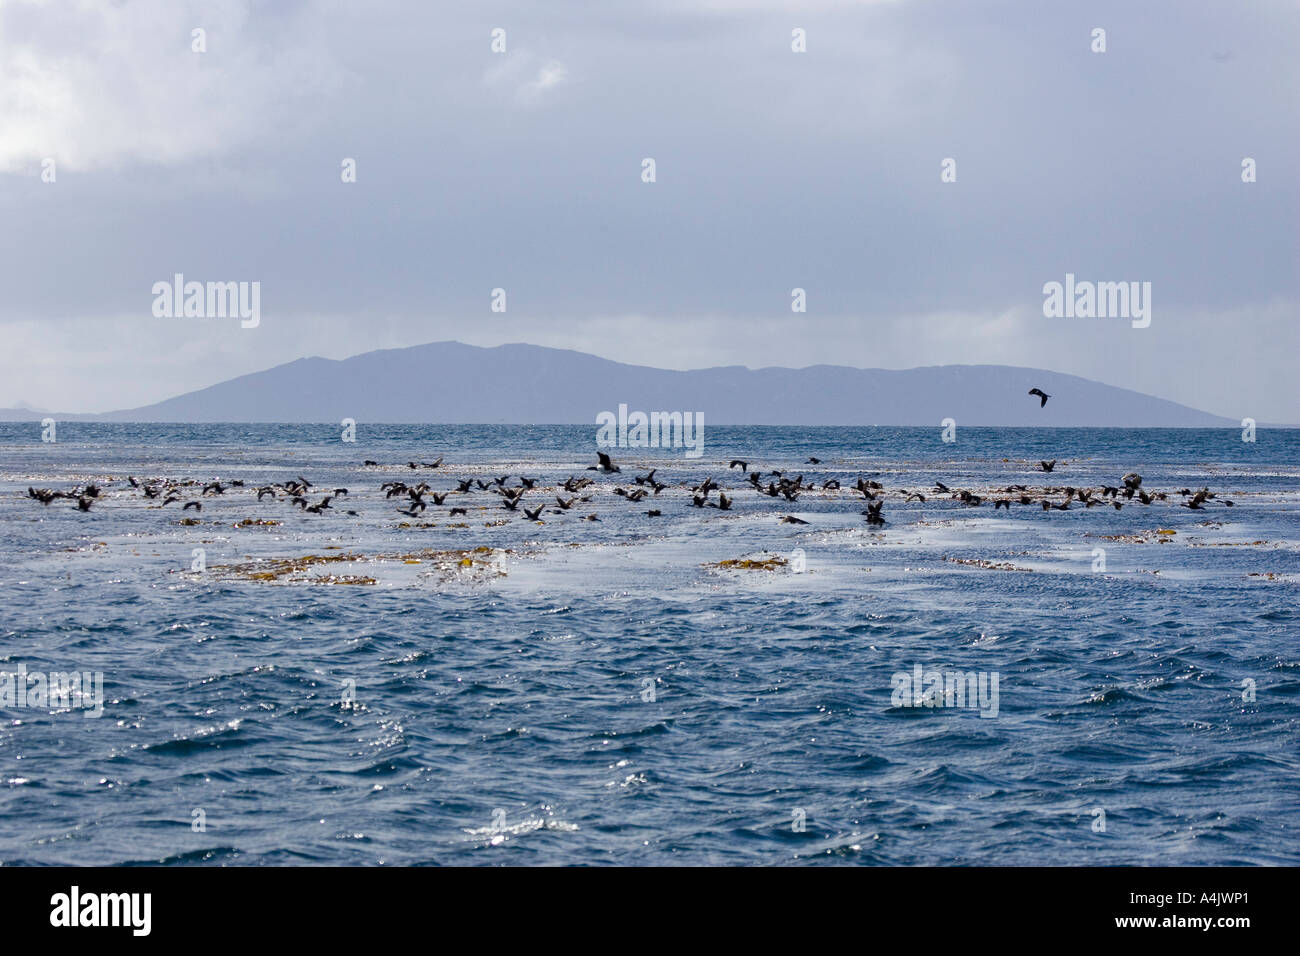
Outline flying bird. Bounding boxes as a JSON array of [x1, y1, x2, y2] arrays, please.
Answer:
[[1028, 388, 1050, 407], [588, 452, 620, 473]]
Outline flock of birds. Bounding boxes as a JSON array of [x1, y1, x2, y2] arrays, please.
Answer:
[[23, 449, 1235, 529], [20, 386, 1237, 525]]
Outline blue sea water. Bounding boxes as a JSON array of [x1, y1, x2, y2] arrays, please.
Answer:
[[1, 423, 1298, 865]]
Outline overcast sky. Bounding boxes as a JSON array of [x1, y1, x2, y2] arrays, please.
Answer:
[[1, 0, 1296, 420]]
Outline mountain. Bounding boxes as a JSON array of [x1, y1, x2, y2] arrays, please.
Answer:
[[3, 342, 1239, 426]]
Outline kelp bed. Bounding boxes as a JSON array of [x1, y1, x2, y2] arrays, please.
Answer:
[[201, 545, 511, 586]]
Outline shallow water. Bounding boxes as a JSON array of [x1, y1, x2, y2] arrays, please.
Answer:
[[1, 424, 1298, 865]]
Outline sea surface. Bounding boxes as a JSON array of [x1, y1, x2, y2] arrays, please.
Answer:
[[1, 423, 1298, 865]]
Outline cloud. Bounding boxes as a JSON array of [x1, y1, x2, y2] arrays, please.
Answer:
[[484, 51, 570, 104], [0, 0, 345, 172]]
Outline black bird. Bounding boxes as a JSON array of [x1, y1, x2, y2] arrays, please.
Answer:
[[182, 500, 201, 511], [807, 457, 821, 464], [646, 509, 662, 517], [449, 507, 467, 516], [780, 515, 808, 525], [714, 492, 732, 511], [457, 479, 474, 493], [1028, 388, 1050, 407], [634, 469, 657, 486], [523, 505, 544, 521], [77, 495, 95, 512], [729, 460, 748, 472], [556, 496, 576, 510], [1039, 460, 1057, 473], [864, 501, 885, 525], [588, 452, 620, 473]]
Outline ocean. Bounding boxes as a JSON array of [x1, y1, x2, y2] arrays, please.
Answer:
[[1, 423, 1297, 865]]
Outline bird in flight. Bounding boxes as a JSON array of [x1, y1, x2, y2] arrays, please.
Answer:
[[1028, 388, 1050, 408], [588, 451, 620, 473]]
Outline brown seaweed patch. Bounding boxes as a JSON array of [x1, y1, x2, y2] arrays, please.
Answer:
[[214, 551, 367, 583], [942, 557, 1033, 572], [210, 546, 510, 585], [1089, 529, 1176, 544], [706, 554, 789, 571]]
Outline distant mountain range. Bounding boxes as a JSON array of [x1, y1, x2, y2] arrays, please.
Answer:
[[0, 341, 1241, 426]]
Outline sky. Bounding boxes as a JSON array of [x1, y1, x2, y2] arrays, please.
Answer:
[[0, 0, 1296, 420]]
